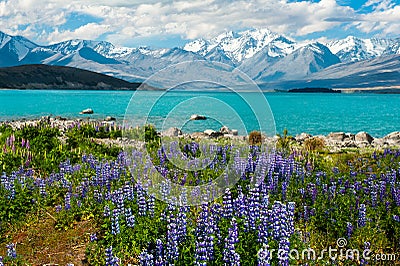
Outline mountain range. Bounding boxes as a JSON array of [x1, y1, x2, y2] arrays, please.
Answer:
[[1, 29, 399, 90]]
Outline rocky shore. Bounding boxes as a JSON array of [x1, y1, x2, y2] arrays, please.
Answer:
[[1, 116, 400, 151]]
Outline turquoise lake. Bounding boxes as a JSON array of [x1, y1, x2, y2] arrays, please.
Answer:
[[1, 89, 399, 137]]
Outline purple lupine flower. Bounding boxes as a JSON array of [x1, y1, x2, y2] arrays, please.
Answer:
[[222, 188, 233, 219], [105, 246, 119, 266], [90, 233, 97, 242], [258, 243, 271, 266], [123, 182, 134, 201], [166, 204, 179, 263], [55, 205, 62, 213], [177, 206, 188, 243], [346, 222, 353, 239], [111, 209, 120, 235], [258, 195, 269, 244], [195, 204, 215, 264], [358, 204, 367, 228], [223, 218, 240, 265], [104, 205, 111, 217], [287, 202, 295, 236], [278, 237, 290, 266], [148, 195, 155, 218], [64, 192, 71, 210], [281, 181, 288, 201], [137, 185, 147, 216], [0, 256, 3, 266], [155, 239, 165, 266], [125, 208, 135, 228], [393, 215, 400, 222], [6, 243, 16, 259], [370, 189, 377, 207], [139, 250, 154, 266]]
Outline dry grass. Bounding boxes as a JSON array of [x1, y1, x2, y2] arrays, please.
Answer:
[[0, 209, 97, 265]]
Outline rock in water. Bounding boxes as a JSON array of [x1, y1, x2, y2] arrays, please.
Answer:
[[80, 108, 94, 114], [190, 114, 206, 120], [105, 116, 116, 121]]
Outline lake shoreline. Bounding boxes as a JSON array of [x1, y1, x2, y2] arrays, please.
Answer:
[[1, 116, 399, 152]]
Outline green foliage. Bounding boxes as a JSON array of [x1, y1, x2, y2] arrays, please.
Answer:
[[0, 122, 400, 265], [276, 128, 294, 154]]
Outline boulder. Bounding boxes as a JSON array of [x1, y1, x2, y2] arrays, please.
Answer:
[[384, 132, 400, 146], [191, 132, 206, 139], [80, 108, 94, 114], [220, 126, 231, 134], [355, 131, 373, 144], [105, 116, 116, 121], [162, 127, 182, 137], [296, 133, 312, 142], [190, 114, 206, 120], [231, 129, 238, 136], [327, 132, 345, 142], [204, 129, 222, 138], [204, 129, 216, 136], [344, 133, 355, 141]]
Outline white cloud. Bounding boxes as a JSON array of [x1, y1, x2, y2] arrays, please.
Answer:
[[46, 23, 112, 43], [0, 0, 399, 47], [355, 1, 400, 36]]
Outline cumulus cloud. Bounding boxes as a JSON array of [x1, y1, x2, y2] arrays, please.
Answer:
[[355, 0, 400, 36], [0, 0, 399, 46]]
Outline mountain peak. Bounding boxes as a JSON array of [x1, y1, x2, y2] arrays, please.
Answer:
[[184, 27, 294, 63]]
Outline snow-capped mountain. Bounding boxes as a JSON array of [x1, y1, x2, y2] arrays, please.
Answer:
[[327, 36, 395, 63], [0, 31, 37, 66], [184, 28, 297, 63], [0, 29, 399, 88], [248, 42, 340, 82]]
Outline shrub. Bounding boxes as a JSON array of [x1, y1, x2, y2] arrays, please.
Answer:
[[304, 137, 325, 152], [248, 130, 262, 145]]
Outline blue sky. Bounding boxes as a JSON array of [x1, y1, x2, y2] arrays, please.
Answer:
[[1, 0, 399, 48]]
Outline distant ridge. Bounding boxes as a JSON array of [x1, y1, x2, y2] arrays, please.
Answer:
[[0, 64, 143, 90]]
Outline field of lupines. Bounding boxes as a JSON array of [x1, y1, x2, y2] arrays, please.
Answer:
[[0, 121, 399, 265]]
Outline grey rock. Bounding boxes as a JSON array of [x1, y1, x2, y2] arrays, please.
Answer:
[[80, 108, 94, 114], [231, 129, 238, 136], [105, 116, 116, 121], [296, 133, 312, 142], [327, 132, 345, 141], [355, 131, 373, 144], [344, 133, 355, 141], [162, 127, 182, 137], [220, 126, 231, 134], [191, 132, 206, 139], [204, 129, 216, 136], [190, 114, 206, 120], [204, 129, 223, 138], [383, 131, 400, 146]]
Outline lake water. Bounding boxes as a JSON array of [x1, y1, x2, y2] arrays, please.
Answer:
[[1, 89, 399, 137]]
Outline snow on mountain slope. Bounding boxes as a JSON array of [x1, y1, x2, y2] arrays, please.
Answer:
[[1, 29, 399, 87], [327, 36, 395, 62], [184, 28, 296, 64], [0, 32, 38, 66], [255, 42, 340, 82]]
